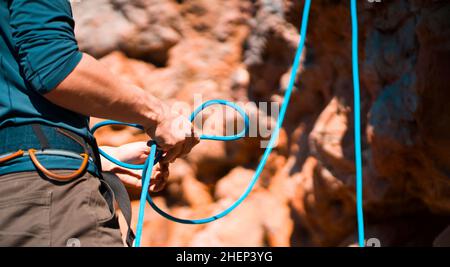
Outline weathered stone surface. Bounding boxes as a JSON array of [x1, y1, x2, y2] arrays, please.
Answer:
[[73, 0, 182, 65]]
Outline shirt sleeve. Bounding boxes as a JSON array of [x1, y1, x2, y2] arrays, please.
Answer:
[[8, 0, 82, 94]]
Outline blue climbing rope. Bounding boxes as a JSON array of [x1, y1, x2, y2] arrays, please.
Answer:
[[351, 0, 365, 247], [92, 99, 253, 246], [92, 0, 366, 247]]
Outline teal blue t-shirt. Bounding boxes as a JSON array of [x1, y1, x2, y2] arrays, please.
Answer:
[[0, 0, 99, 176]]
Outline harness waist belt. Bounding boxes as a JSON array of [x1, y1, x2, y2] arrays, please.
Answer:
[[0, 123, 96, 159]]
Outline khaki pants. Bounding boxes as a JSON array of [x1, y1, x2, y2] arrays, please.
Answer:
[[0, 170, 124, 247]]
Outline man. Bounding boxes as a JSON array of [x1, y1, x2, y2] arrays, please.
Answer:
[[0, 0, 199, 246]]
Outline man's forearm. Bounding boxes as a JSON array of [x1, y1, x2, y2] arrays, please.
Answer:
[[44, 53, 162, 130]]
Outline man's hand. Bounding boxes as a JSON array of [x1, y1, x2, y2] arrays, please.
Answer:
[[101, 142, 169, 192], [146, 103, 200, 164]]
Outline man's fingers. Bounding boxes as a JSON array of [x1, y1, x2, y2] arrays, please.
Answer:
[[149, 162, 169, 192], [159, 162, 170, 180], [115, 141, 150, 164], [111, 167, 142, 189], [179, 136, 197, 158], [152, 173, 167, 192], [149, 174, 166, 192], [162, 143, 183, 163], [152, 137, 172, 151]]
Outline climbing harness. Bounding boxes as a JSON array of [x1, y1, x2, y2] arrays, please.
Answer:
[[92, 0, 365, 247], [0, 124, 91, 181]]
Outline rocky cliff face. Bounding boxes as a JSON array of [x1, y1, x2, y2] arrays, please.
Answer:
[[72, 0, 450, 246]]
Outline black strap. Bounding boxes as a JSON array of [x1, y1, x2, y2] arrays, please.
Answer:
[[56, 128, 89, 154], [101, 171, 135, 247], [31, 124, 50, 150], [89, 136, 104, 178]]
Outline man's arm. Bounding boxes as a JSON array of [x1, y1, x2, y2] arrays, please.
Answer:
[[45, 53, 161, 133], [9, 0, 198, 160], [45, 53, 199, 160]]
